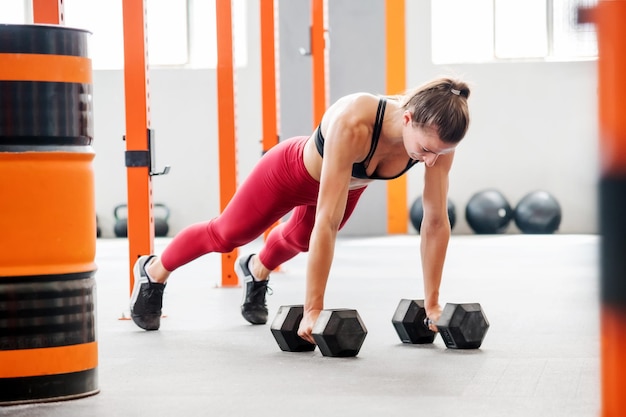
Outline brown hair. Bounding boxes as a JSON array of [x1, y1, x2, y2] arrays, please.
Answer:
[[401, 77, 471, 144]]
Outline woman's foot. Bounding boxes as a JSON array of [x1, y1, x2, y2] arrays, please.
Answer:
[[129, 255, 166, 330], [235, 254, 271, 325]]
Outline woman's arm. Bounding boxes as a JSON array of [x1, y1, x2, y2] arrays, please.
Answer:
[[420, 151, 455, 329], [297, 99, 373, 344]]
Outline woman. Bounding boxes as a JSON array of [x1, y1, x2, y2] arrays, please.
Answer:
[[130, 77, 471, 345]]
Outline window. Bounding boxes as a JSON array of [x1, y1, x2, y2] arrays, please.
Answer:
[[63, 0, 125, 69], [431, 0, 494, 64], [64, 0, 189, 69], [0, 0, 248, 70], [551, 0, 597, 57], [188, 0, 248, 68], [0, 0, 27, 24], [432, 0, 598, 64], [495, 0, 548, 59]]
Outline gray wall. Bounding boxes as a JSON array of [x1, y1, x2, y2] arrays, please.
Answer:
[[278, 0, 312, 138], [327, 0, 388, 236], [93, 1, 598, 238]]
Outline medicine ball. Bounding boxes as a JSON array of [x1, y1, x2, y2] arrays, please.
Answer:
[[409, 196, 457, 234], [514, 190, 562, 234], [465, 189, 513, 234]]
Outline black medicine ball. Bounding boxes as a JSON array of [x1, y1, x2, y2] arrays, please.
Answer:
[[409, 196, 457, 234], [465, 189, 513, 234], [514, 190, 562, 234]]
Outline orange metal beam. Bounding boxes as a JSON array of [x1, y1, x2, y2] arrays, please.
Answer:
[[385, 0, 408, 234], [260, 0, 278, 153], [601, 307, 626, 416], [581, 2, 626, 416], [216, 0, 239, 287], [32, 0, 64, 24], [595, 2, 626, 176], [311, 0, 326, 128], [260, 0, 281, 248], [122, 0, 154, 294], [595, 1, 626, 416]]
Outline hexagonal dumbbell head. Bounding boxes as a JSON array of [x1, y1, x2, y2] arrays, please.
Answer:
[[270, 305, 316, 352], [391, 299, 436, 344], [437, 303, 490, 349], [312, 309, 367, 357]]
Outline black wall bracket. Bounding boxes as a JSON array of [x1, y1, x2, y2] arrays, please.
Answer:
[[124, 129, 171, 176]]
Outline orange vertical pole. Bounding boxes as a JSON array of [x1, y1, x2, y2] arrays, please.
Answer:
[[216, 0, 239, 287], [595, 1, 626, 173], [385, 0, 408, 234], [260, 0, 278, 152], [580, 2, 626, 416], [122, 0, 154, 294], [311, 0, 326, 128], [260, 0, 281, 250], [596, 2, 626, 415], [32, 0, 64, 24]]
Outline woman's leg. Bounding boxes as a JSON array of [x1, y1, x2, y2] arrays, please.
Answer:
[[258, 205, 317, 271], [149, 136, 316, 281], [256, 186, 367, 272]]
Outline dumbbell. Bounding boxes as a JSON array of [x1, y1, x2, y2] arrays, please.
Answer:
[[392, 299, 490, 349], [270, 305, 316, 352], [391, 299, 436, 344], [270, 305, 368, 357]]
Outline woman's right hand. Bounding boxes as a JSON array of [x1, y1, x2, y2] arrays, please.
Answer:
[[298, 309, 322, 344], [425, 304, 443, 332]]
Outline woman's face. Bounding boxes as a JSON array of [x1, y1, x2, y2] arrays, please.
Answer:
[[402, 111, 457, 167]]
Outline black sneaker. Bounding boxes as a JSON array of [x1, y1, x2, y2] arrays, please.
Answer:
[[235, 254, 271, 325], [130, 255, 165, 331]]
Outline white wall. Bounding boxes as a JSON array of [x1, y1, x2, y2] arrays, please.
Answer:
[[94, 1, 263, 238], [93, 1, 599, 237], [404, 1, 599, 235]]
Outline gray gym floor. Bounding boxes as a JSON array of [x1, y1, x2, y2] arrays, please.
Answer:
[[1, 234, 600, 417]]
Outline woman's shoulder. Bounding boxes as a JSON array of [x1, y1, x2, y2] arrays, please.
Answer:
[[336, 93, 401, 114], [335, 92, 383, 106], [327, 93, 384, 121]]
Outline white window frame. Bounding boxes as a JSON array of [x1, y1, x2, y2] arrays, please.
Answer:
[[431, 0, 598, 65], [0, 0, 248, 70]]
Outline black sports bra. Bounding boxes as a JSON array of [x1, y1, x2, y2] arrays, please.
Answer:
[[314, 98, 419, 180]]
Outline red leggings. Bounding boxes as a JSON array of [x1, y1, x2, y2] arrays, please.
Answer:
[[160, 136, 366, 271]]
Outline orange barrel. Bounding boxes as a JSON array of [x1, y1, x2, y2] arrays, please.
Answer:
[[0, 24, 98, 404]]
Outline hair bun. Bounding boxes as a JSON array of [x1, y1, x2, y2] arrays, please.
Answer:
[[450, 83, 470, 99]]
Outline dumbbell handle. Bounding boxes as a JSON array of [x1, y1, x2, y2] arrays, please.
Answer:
[[424, 317, 434, 328]]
